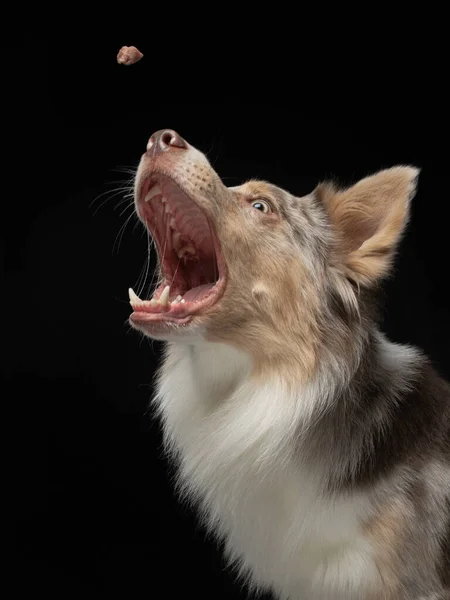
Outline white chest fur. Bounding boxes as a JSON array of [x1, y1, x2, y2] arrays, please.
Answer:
[[154, 341, 381, 599]]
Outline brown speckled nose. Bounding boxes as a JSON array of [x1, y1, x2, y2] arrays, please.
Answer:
[[146, 129, 188, 155]]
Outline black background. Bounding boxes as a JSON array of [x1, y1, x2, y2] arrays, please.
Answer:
[[9, 41, 450, 598]]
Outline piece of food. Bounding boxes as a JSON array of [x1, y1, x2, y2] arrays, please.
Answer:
[[117, 46, 143, 66]]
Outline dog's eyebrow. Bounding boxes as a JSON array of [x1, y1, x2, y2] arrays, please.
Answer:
[[241, 181, 277, 198], [230, 181, 293, 218]]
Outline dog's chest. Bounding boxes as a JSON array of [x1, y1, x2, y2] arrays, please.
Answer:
[[155, 342, 380, 598]]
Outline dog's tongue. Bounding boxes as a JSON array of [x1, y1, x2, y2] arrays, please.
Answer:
[[183, 283, 215, 303]]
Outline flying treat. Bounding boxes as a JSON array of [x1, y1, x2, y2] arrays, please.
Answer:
[[117, 46, 143, 66]]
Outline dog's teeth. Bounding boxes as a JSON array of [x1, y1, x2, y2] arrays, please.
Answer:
[[177, 245, 196, 258], [144, 185, 162, 203], [150, 298, 158, 306], [172, 295, 183, 305], [165, 203, 172, 214], [159, 285, 170, 307], [128, 288, 143, 304], [180, 299, 186, 303], [161, 197, 166, 203], [169, 217, 176, 228]]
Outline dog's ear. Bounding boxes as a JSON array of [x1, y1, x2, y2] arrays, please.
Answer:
[[316, 166, 419, 286]]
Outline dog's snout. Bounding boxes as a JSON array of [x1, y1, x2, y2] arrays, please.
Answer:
[[146, 129, 187, 155]]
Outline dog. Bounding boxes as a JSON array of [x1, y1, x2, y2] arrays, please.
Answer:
[[128, 129, 450, 599]]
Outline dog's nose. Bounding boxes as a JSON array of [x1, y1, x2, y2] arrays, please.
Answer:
[[146, 129, 188, 154]]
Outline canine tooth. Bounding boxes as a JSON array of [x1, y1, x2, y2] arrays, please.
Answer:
[[159, 285, 170, 306], [144, 185, 162, 202], [128, 288, 143, 304]]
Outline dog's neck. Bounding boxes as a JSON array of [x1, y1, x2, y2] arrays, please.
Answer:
[[158, 327, 422, 457]]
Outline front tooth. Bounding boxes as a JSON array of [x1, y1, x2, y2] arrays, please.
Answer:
[[128, 288, 143, 304], [144, 184, 162, 203], [159, 285, 170, 306]]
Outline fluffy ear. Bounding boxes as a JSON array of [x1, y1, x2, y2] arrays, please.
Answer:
[[316, 166, 419, 286]]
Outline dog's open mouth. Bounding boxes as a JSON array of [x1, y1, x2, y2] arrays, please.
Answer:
[[129, 174, 226, 326]]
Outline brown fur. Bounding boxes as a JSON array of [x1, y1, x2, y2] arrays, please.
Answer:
[[205, 181, 323, 382], [317, 167, 418, 285], [364, 498, 410, 598]]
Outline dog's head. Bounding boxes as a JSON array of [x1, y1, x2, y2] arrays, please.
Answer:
[[130, 130, 418, 379]]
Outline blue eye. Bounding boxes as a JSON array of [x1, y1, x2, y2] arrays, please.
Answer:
[[251, 199, 271, 214]]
